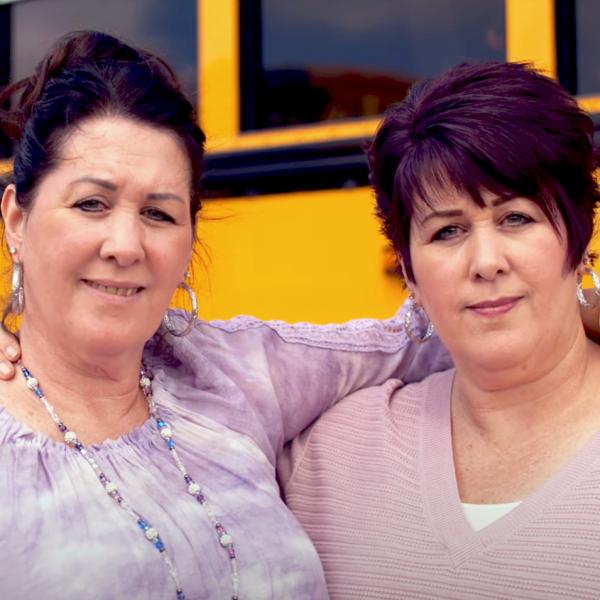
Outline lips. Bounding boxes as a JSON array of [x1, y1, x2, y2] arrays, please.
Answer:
[[83, 279, 143, 297], [468, 297, 521, 309], [466, 296, 522, 316]]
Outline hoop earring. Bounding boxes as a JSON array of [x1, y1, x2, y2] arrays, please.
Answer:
[[163, 281, 199, 337], [404, 296, 434, 344], [576, 267, 600, 307], [9, 246, 24, 315]]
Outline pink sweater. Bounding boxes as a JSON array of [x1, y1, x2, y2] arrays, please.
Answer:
[[279, 370, 600, 599]]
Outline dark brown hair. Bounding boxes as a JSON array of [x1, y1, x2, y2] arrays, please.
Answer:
[[369, 61, 600, 282], [0, 30, 206, 220]]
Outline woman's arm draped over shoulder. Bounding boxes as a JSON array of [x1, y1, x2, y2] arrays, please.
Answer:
[[160, 301, 451, 464]]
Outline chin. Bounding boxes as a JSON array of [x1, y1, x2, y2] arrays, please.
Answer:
[[475, 350, 530, 372], [76, 323, 158, 357], [453, 334, 535, 374]]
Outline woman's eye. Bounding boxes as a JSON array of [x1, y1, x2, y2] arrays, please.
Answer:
[[503, 212, 533, 226], [142, 207, 175, 223], [432, 224, 462, 241], [74, 198, 106, 212]]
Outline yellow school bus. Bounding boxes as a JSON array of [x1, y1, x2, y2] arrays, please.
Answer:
[[0, 0, 598, 322]]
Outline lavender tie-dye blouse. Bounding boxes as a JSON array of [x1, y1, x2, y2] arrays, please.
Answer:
[[0, 308, 450, 599]]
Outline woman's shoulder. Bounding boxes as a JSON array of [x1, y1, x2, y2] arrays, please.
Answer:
[[278, 369, 455, 492], [284, 369, 454, 451], [324, 368, 454, 413]]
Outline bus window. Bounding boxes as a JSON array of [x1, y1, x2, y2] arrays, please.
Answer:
[[0, 4, 9, 158], [9, 0, 197, 100], [0, 0, 197, 159], [242, 0, 505, 131], [575, 0, 600, 96]]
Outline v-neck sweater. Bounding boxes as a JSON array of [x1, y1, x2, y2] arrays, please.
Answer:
[[279, 369, 600, 599]]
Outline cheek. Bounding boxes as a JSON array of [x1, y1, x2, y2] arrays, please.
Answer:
[[517, 234, 569, 284], [154, 237, 193, 281], [23, 227, 86, 275], [409, 250, 456, 306], [418, 281, 457, 327]]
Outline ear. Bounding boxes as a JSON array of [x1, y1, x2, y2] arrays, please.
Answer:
[[184, 246, 195, 282], [398, 257, 422, 304], [1, 184, 27, 259], [576, 250, 592, 278]]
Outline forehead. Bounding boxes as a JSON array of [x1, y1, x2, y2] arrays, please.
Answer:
[[411, 182, 491, 218], [53, 116, 190, 190]]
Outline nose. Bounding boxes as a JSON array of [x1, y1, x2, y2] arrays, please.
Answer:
[[99, 212, 146, 267], [467, 227, 509, 281]]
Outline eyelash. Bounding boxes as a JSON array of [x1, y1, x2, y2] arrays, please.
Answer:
[[142, 207, 175, 223], [431, 212, 534, 242], [502, 212, 533, 226], [432, 224, 462, 241], [74, 198, 105, 212], [74, 200, 175, 223]]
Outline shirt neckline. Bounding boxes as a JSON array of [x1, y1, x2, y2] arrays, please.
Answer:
[[420, 369, 600, 566], [0, 369, 173, 452]]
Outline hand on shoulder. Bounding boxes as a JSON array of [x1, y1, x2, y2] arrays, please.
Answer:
[[0, 328, 20, 379]]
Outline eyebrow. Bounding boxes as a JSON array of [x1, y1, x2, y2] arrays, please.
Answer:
[[71, 176, 117, 191], [70, 177, 184, 203], [147, 192, 185, 203], [417, 195, 516, 226]]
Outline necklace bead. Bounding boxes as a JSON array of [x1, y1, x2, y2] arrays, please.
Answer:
[[187, 482, 201, 495], [64, 431, 77, 444], [20, 363, 240, 600], [105, 481, 118, 494]]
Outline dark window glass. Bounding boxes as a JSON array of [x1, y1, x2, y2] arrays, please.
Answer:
[[576, 0, 600, 95], [244, 0, 505, 131], [0, 5, 11, 158], [10, 0, 197, 101]]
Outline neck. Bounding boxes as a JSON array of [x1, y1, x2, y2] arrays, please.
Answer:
[[452, 325, 600, 442], [15, 319, 149, 443]]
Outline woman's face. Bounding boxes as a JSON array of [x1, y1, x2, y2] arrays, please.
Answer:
[[407, 186, 583, 379], [2, 116, 194, 356]]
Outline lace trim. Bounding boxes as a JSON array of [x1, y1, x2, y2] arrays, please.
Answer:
[[203, 310, 410, 354]]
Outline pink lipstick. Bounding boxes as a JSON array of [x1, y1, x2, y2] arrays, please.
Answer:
[[466, 297, 522, 317]]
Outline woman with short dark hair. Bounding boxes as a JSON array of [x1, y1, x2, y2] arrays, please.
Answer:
[[279, 62, 600, 598]]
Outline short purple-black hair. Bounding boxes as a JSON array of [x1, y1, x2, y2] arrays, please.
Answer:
[[369, 61, 600, 282]]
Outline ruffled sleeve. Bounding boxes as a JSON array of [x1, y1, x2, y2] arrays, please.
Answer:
[[150, 300, 451, 465]]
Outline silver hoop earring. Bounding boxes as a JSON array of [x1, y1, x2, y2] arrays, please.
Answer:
[[404, 296, 434, 344], [576, 268, 600, 307], [163, 281, 199, 337], [11, 259, 24, 315]]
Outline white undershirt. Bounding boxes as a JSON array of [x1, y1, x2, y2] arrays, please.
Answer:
[[462, 501, 521, 531]]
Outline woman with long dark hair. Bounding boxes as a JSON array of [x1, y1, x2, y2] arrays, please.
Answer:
[[0, 30, 449, 599]]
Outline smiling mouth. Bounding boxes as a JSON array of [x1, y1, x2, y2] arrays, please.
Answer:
[[83, 280, 143, 297]]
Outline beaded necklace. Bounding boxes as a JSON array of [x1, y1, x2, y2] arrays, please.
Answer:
[[19, 363, 239, 600]]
